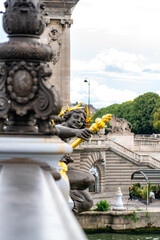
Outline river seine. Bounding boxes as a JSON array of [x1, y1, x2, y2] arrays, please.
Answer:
[[87, 233, 160, 240]]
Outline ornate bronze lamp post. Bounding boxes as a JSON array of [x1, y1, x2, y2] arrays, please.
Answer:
[[0, 0, 62, 134]]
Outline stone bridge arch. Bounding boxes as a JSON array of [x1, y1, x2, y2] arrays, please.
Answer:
[[78, 151, 106, 193]]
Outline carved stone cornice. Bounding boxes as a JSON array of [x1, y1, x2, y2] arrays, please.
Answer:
[[43, 0, 79, 16], [44, 1, 79, 10], [43, 8, 69, 17], [60, 19, 73, 28]]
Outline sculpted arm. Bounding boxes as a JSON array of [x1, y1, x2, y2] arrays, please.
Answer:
[[56, 125, 93, 140]]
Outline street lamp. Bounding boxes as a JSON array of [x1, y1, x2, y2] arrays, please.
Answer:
[[84, 78, 90, 114]]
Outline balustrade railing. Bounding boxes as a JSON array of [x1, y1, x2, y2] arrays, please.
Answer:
[[134, 139, 160, 146], [80, 137, 160, 168], [107, 139, 160, 166]]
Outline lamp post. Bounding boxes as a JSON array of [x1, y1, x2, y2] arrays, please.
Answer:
[[84, 78, 90, 114]]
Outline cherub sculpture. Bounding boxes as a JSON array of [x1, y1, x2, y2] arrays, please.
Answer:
[[55, 104, 95, 213], [56, 107, 92, 141]]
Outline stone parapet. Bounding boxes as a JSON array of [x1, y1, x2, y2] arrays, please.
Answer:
[[77, 210, 160, 231]]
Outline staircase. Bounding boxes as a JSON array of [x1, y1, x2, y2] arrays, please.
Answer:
[[104, 150, 152, 194], [75, 137, 160, 195]]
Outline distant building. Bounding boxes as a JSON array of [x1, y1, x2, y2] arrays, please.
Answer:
[[72, 102, 97, 115]]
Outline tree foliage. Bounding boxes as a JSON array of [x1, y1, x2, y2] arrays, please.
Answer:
[[153, 109, 160, 130], [93, 92, 160, 134], [129, 92, 160, 134], [92, 104, 119, 122]]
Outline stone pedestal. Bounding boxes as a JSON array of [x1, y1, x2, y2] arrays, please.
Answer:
[[0, 136, 72, 199], [0, 164, 87, 240], [0, 136, 72, 167], [0, 136, 87, 240]]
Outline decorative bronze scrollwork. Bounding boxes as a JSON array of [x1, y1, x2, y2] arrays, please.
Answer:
[[0, 0, 62, 133], [7, 61, 38, 104]]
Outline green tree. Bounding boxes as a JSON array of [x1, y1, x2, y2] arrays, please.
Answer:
[[91, 92, 160, 134], [129, 92, 160, 134], [153, 108, 160, 131], [115, 101, 133, 121], [92, 103, 119, 123], [92, 92, 160, 134]]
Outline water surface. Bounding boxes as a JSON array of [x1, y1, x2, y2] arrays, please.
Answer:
[[87, 233, 160, 240]]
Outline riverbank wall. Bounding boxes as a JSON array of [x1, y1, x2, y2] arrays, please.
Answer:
[[77, 209, 160, 232]]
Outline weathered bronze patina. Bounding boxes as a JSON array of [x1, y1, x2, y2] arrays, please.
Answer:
[[0, 0, 62, 134], [56, 107, 95, 213]]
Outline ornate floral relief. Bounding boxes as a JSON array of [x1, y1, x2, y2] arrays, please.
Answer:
[[45, 17, 51, 26], [48, 27, 62, 65]]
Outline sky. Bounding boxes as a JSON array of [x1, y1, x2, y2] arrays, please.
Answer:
[[1, 1, 160, 109]]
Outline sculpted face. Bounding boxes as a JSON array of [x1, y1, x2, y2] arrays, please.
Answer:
[[3, 0, 45, 35], [66, 112, 86, 129], [49, 28, 60, 41]]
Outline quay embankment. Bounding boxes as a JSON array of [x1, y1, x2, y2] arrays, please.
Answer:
[[77, 193, 160, 232], [77, 209, 160, 232]]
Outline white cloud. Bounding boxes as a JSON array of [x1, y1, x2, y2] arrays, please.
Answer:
[[72, 48, 144, 73], [90, 80, 138, 108], [71, 47, 160, 88], [73, 0, 160, 39], [71, 77, 138, 108], [143, 63, 160, 72], [71, 0, 160, 65], [71, 45, 160, 107]]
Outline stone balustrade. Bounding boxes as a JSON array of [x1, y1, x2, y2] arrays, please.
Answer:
[[79, 136, 160, 169]]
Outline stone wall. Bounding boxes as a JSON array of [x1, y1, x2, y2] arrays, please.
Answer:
[[70, 147, 152, 193], [77, 210, 160, 231], [69, 137, 159, 194]]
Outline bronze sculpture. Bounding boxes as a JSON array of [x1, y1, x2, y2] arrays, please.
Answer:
[[0, 0, 62, 134], [56, 106, 95, 213], [55, 107, 112, 213], [56, 108, 93, 140]]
